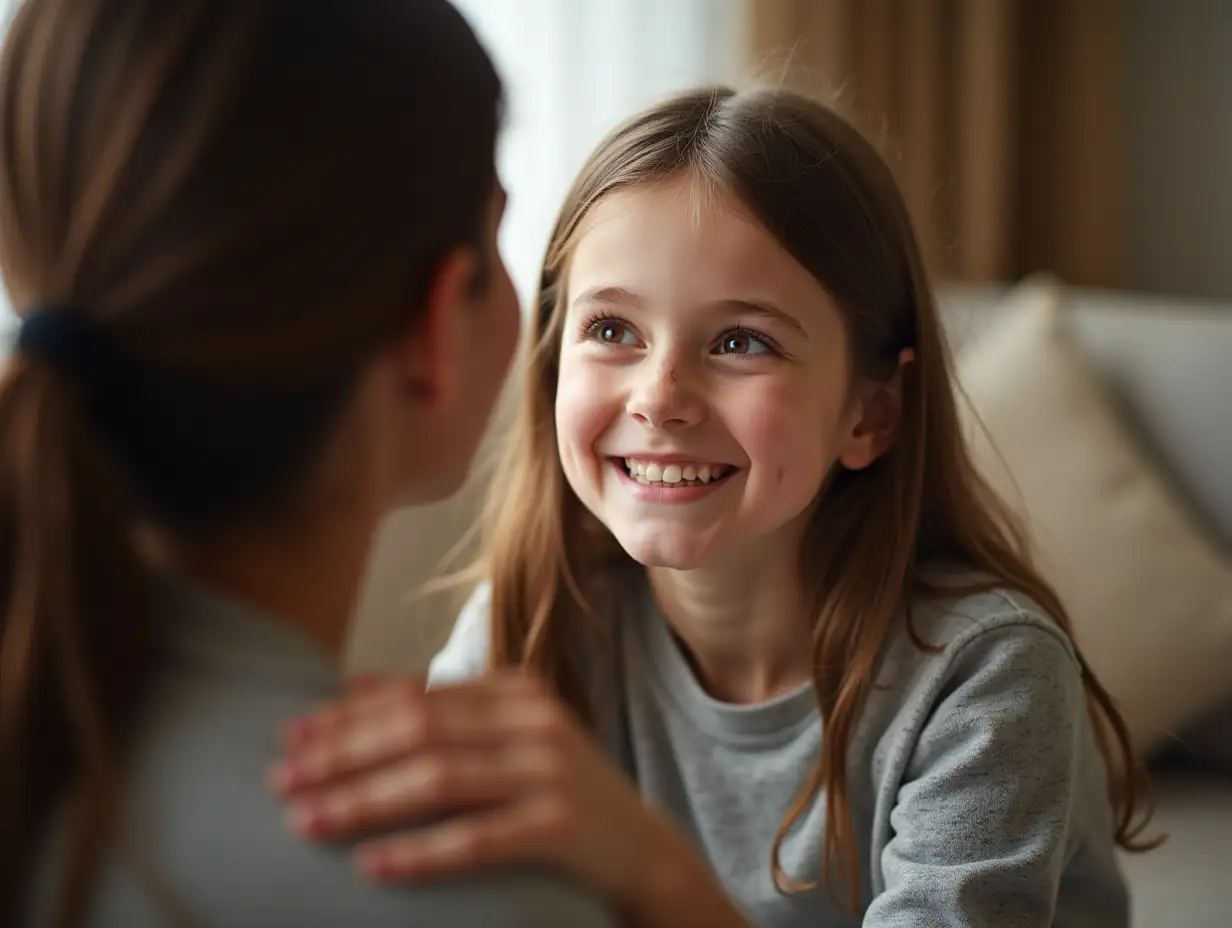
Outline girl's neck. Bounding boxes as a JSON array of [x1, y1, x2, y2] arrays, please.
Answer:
[[647, 534, 815, 705], [156, 504, 380, 659]]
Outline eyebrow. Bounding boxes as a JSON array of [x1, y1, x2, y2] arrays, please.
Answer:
[[571, 286, 808, 337]]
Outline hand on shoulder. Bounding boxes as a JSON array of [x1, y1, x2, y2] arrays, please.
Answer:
[[267, 670, 740, 927]]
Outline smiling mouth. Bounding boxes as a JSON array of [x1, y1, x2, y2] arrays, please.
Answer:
[[616, 457, 737, 488]]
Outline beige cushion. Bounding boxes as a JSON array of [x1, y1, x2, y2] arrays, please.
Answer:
[[955, 279, 1232, 753]]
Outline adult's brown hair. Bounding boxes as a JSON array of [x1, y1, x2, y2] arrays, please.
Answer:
[[0, 0, 502, 923]]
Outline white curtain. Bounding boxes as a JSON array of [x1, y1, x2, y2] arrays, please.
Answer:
[[453, 0, 745, 304]]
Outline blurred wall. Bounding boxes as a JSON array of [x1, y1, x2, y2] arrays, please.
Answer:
[[1127, 1, 1232, 301]]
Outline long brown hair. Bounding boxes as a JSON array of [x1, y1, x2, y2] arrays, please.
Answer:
[[0, 0, 501, 923], [476, 86, 1155, 909]]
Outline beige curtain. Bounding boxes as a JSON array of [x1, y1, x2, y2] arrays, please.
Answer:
[[744, 0, 1126, 287]]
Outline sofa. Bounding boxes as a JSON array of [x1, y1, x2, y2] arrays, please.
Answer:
[[938, 278, 1232, 928], [348, 277, 1232, 927]]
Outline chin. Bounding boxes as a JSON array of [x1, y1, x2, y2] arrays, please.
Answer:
[[609, 523, 721, 571]]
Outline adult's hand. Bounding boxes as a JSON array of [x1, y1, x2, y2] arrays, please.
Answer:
[[268, 673, 744, 928]]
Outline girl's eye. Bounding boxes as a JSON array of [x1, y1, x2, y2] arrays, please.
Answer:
[[715, 328, 773, 357], [585, 316, 640, 346]]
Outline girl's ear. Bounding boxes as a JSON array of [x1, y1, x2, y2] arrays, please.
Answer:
[[838, 348, 915, 471]]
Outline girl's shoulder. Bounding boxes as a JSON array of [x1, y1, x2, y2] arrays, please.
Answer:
[[874, 573, 1083, 711], [908, 578, 1077, 658], [851, 576, 1097, 805]]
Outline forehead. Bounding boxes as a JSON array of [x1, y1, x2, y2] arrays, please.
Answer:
[[564, 176, 836, 322]]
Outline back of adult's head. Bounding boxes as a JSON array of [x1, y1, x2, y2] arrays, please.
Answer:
[[0, 0, 503, 920]]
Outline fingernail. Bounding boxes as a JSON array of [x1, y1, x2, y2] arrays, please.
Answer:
[[266, 761, 303, 793], [284, 718, 318, 746], [289, 802, 330, 837], [358, 847, 395, 880]]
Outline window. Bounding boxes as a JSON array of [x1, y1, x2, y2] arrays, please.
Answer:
[[453, 0, 743, 304]]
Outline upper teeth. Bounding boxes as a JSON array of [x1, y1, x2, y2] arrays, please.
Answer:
[[624, 458, 729, 484]]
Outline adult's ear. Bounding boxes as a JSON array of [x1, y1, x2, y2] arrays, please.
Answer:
[[390, 247, 478, 410], [838, 348, 915, 471]]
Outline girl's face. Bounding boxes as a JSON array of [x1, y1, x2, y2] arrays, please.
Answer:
[[555, 176, 870, 570]]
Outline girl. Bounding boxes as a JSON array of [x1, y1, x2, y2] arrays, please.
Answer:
[[272, 86, 1156, 926], [0, 0, 615, 926]]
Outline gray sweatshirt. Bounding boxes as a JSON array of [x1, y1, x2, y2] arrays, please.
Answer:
[[429, 572, 1130, 928], [21, 578, 617, 928]]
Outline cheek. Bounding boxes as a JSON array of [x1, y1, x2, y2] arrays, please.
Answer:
[[468, 280, 519, 401], [494, 294, 519, 368], [727, 373, 847, 489], [554, 356, 617, 472]]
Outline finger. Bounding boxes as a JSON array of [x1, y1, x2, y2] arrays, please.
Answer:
[[283, 670, 537, 747], [282, 676, 426, 747], [352, 794, 570, 882], [271, 676, 537, 794], [285, 743, 554, 841], [272, 688, 461, 794]]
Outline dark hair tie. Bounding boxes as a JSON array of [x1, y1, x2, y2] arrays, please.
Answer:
[[16, 305, 128, 392], [12, 303, 355, 534]]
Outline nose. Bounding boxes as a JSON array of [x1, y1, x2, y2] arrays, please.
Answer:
[[626, 355, 706, 430]]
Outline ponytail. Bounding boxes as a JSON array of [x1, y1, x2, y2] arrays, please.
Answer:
[[0, 356, 157, 926]]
